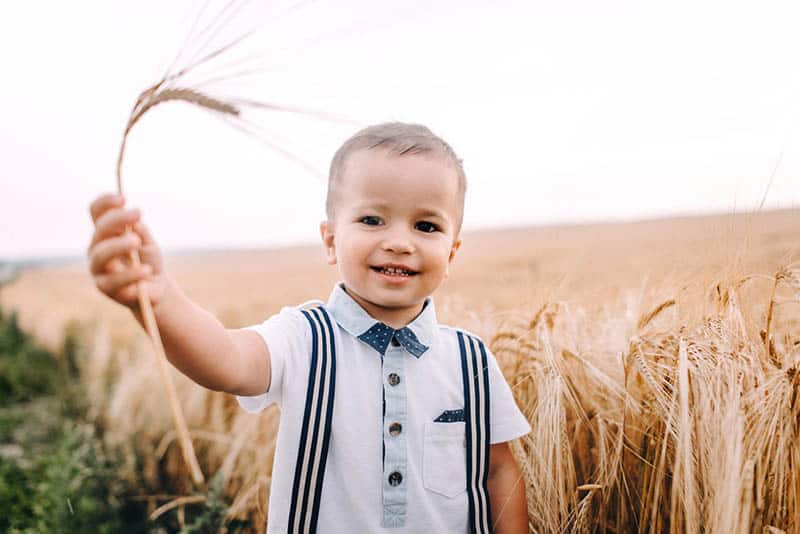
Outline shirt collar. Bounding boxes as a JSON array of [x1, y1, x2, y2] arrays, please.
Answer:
[[326, 282, 437, 355]]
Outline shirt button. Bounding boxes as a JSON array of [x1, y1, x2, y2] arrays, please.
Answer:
[[387, 373, 400, 386], [388, 471, 403, 486], [388, 422, 402, 436]]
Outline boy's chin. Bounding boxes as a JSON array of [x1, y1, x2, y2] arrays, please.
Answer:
[[350, 286, 421, 310], [371, 297, 419, 310], [362, 291, 415, 309]]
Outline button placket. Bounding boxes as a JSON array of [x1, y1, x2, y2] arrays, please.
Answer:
[[382, 341, 407, 527]]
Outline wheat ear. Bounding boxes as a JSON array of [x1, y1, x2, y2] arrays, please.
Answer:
[[115, 83, 240, 486]]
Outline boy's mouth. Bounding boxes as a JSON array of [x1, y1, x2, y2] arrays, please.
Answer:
[[371, 265, 418, 277]]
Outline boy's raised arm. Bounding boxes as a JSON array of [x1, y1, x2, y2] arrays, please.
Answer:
[[87, 193, 271, 396], [145, 278, 271, 396]]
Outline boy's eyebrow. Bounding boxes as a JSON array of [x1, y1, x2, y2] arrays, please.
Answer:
[[414, 208, 447, 219]]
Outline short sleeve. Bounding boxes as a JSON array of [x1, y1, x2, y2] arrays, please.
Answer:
[[235, 305, 310, 413], [486, 348, 531, 443]]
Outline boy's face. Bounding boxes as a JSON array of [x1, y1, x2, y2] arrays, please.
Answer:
[[320, 148, 462, 327]]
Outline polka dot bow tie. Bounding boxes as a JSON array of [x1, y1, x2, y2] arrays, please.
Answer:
[[357, 323, 429, 358]]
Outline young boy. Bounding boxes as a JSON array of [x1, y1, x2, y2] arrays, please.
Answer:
[[88, 122, 531, 533]]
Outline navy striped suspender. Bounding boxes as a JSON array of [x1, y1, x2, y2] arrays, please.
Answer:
[[289, 306, 337, 534], [458, 331, 493, 534], [288, 308, 491, 534]]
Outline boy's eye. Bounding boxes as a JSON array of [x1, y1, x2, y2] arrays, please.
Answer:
[[359, 216, 383, 226], [415, 221, 439, 233]]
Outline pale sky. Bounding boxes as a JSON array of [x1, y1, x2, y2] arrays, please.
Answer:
[[1, 0, 798, 261]]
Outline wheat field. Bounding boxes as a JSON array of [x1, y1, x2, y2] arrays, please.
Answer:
[[2, 208, 798, 532]]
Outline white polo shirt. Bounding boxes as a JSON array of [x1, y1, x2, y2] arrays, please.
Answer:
[[237, 284, 530, 533]]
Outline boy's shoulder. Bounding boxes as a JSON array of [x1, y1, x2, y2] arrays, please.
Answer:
[[253, 300, 327, 336], [436, 323, 488, 346], [272, 300, 327, 320], [298, 299, 326, 310], [282, 300, 330, 329]]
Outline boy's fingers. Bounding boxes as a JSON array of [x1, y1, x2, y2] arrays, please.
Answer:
[[90, 207, 141, 248], [105, 257, 126, 275], [132, 221, 156, 246], [89, 193, 124, 223], [95, 265, 152, 300], [88, 233, 142, 275]]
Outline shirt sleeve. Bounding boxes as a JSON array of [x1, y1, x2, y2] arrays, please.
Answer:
[[486, 348, 531, 443], [235, 305, 310, 413]]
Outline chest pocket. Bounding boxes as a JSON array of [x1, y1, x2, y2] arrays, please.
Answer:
[[422, 421, 467, 498]]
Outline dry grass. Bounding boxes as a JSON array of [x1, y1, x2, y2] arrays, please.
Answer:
[[2, 208, 799, 531]]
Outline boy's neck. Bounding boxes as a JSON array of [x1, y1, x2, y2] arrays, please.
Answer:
[[343, 286, 426, 329]]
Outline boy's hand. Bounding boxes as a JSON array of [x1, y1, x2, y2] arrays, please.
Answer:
[[88, 193, 269, 396], [88, 193, 169, 311]]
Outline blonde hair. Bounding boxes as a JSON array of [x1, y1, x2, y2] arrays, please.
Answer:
[[326, 122, 467, 232]]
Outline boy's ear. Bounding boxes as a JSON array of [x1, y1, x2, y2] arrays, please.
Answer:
[[445, 237, 461, 277], [449, 238, 461, 263], [320, 221, 337, 265]]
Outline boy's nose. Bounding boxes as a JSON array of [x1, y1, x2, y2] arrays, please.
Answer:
[[381, 229, 414, 254]]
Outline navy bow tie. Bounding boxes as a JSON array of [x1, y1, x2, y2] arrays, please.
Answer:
[[358, 322, 429, 358]]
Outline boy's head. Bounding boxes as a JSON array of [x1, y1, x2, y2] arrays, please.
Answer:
[[320, 122, 467, 324], [326, 123, 467, 231]]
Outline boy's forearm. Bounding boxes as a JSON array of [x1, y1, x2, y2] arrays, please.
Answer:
[[488, 461, 529, 534], [132, 278, 245, 393]]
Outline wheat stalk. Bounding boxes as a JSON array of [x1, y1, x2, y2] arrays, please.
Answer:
[[112, 1, 352, 488], [114, 82, 235, 486]]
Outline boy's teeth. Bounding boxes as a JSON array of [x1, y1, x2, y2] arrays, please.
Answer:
[[380, 267, 411, 276]]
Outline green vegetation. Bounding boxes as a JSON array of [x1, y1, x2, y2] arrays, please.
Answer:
[[0, 310, 64, 406], [178, 473, 248, 534], [0, 308, 249, 533], [0, 308, 144, 532]]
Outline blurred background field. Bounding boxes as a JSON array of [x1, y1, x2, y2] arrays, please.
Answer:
[[4, 0, 800, 531], [1, 208, 798, 532]]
